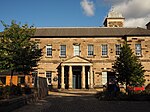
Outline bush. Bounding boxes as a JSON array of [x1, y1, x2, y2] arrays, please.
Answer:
[[96, 89, 150, 101], [128, 90, 150, 101], [96, 90, 127, 101], [24, 86, 32, 94], [0, 85, 24, 99]]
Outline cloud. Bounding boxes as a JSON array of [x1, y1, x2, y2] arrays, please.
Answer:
[[109, 0, 150, 28], [80, 0, 95, 16]]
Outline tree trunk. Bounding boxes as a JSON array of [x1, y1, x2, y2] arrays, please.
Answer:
[[126, 83, 128, 94], [126, 79, 129, 94], [10, 70, 14, 86]]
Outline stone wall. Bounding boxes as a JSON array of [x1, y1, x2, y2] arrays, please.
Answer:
[[0, 94, 37, 112], [31, 36, 150, 88]]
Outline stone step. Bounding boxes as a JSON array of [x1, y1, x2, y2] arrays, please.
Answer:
[[49, 89, 98, 96], [58, 89, 97, 94]]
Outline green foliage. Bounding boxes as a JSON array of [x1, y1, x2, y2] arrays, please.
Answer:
[[113, 43, 145, 87], [0, 20, 42, 77], [0, 85, 33, 99], [95, 91, 127, 101], [96, 90, 150, 101]]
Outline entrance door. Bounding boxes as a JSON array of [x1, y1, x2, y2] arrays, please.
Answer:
[[73, 71, 81, 89], [107, 72, 116, 84]]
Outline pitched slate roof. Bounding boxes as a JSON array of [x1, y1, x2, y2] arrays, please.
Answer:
[[34, 27, 150, 37]]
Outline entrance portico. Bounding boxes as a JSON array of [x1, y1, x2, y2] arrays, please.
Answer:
[[61, 56, 93, 89]]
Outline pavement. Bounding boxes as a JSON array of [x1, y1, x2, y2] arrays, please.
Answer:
[[13, 90, 150, 112]]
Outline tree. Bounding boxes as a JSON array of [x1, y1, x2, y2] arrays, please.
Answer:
[[0, 20, 42, 85], [113, 42, 145, 90]]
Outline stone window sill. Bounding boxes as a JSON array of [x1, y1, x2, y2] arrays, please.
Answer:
[[45, 56, 52, 58], [87, 55, 94, 58], [59, 56, 67, 58], [101, 55, 108, 58]]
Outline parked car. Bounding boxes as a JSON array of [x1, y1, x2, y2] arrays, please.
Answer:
[[128, 86, 145, 92]]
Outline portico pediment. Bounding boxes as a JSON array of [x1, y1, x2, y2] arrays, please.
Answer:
[[61, 56, 92, 66]]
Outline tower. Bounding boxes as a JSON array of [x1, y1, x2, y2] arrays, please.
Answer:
[[103, 9, 125, 27]]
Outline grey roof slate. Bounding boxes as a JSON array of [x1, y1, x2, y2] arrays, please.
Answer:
[[34, 27, 150, 37]]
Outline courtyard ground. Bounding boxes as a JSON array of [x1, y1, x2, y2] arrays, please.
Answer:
[[13, 90, 150, 112]]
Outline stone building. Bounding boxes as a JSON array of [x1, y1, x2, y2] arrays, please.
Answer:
[[32, 10, 150, 89], [0, 10, 150, 89]]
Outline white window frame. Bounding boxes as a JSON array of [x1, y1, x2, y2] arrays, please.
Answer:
[[88, 44, 94, 56], [46, 71, 52, 85], [46, 45, 52, 57], [135, 44, 141, 56], [102, 72, 107, 85], [73, 45, 80, 56], [116, 44, 121, 55], [102, 44, 108, 56], [60, 45, 66, 57]]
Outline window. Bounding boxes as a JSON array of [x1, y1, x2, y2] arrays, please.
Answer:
[[35, 43, 40, 49], [60, 45, 66, 57], [46, 71, 52, 85], [102, 72, 107, 85], [135, 44, 141, 56], [0, 77, 6, 85], [32, 71, 38, 87], [116, 44, 121, 55], [32, 43, 40, 51], [102, 44, 108, 56], [88, 44, 94, 56], [18, 76, 25, 84], [46, 45, 52, 56], [73, 45, 80, 56]]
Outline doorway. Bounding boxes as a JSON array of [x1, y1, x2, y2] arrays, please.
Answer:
[[73, 71, 81, 89], [72, 66, 82, 89]]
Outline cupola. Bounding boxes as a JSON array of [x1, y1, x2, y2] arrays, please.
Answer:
[[103, 8, 125, 27]]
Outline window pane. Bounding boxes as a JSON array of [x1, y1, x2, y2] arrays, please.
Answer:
[[74, 45, 80, 56], [18, 76, 25, 84], [116, 44, 121, 55], [102, 45, 108, 56], [135, 44, 141, 56], [102, 72, 107, 85], [46, 45, 52, 56], [46, 71, 52, 84], [60, 45, 66, 57], [88, 45, 94, 56], [0, 77, 6, 85], [33, 44, 40, 50], [32, 71, 38, 87]]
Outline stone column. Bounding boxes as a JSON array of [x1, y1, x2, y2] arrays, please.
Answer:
[[90, 66, 93, 88], [69, 66, 73, 89], [61, 65, 65, 89], [82, 66, 85, 89]]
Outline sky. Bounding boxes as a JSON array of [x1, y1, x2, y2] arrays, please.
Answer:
[[0, 0, 150, 31]]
